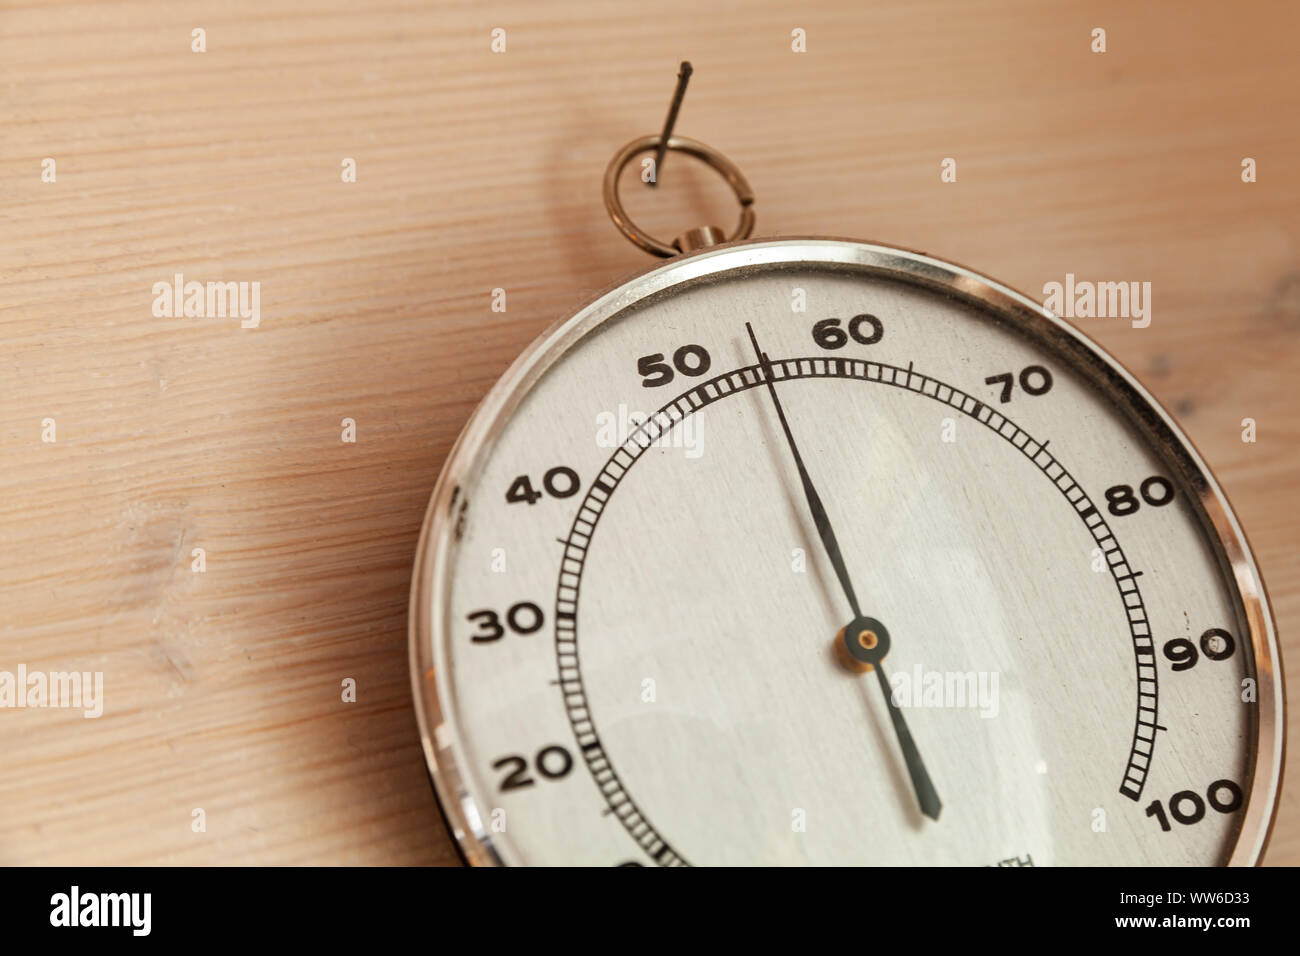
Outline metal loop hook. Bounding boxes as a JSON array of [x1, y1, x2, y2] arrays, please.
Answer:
[[603, 135, 756, 257]]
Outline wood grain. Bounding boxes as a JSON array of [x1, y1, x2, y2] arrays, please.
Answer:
[[1, 0, 1296, 865]]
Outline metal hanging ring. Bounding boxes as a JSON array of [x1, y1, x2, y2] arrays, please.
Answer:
[[603, 135, 756, 258]]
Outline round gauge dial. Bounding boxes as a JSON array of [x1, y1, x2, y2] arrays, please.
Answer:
[[409, 239, 1283, 866]]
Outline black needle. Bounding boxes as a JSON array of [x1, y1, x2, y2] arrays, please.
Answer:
[[746, 322, 942, 821], [744, 322, 863, 619], [874, 663, 943, 820]]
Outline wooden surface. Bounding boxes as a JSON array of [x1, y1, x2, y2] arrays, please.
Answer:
[[2, 1, 1297, 865]]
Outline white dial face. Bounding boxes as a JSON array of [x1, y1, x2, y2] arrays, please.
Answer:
[[412, 241, 1279, 867]]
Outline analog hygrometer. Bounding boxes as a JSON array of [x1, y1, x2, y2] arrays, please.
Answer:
[[409, 127, 1283, 866]]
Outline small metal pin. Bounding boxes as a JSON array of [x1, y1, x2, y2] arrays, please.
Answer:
[[647, 61, 693, 188], [604, 63, 754, 256]]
